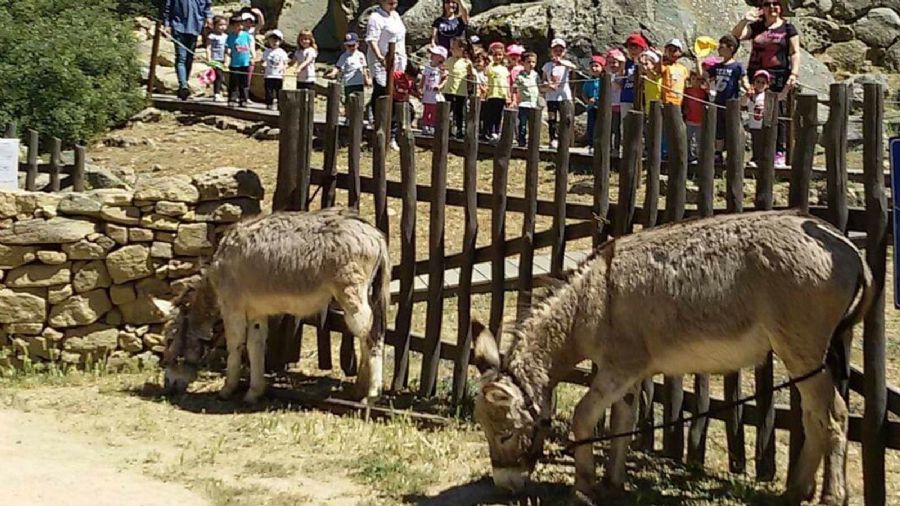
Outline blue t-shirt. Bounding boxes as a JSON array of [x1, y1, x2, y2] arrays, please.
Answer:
[[582, 79, 601, 109], [226, 31, 253, 68], [708, 61, 744, 105], [620, 60, 637, 104]]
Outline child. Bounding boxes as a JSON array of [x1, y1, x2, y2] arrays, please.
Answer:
[[239, 11, 263, 94], [606, 48, 626, 157], [704, 34, 744, 160], [205, 15, 228, 102], [291, 30, 318, 91], [743, 70, 770, 165], [660, 39, 688, 107], [514, 51, 540, 147], [442, 37, 475, 139], [641, 48, 662, 111], [225, 14, 254, 107], [482, 42, 510, 142], [506, 44, 525, 104], [620, 32, 649, 120], [390, 61, 421, 150], [683, 70, 708, 163], [420, 45, 448, 135], [474, 52, 489, 100], [262, 30, 289, 110], [327, 32, 371, 101], [582, 54, 605, 152], [541, 38, 577, 149]]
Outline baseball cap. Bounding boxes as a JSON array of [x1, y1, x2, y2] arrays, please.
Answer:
[[591, 54, 607, 66], [643, 50, 660, 64], [665, 38, 685, 51], [550, 38, 566, 49], [701, 55, 722, 70], [240, 12, 255, 22], [607, 48, 626, 62], [625, 32, 649, 49], [344, 32, 359, 45], [488, 41, 505, 52], [429, 45, 448, 59], [753, 69, 772, 81], [506, 44, 525, 56], [266, 29, 284, 40]]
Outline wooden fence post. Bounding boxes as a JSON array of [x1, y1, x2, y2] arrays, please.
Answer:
[[788, 93, 817, 472], [49, 137, 61, 192], [373, 95, 391, 239], [593, 72, 613, 246], [4, 122, 16, 138], [613, 110, 642, 237], [383, 42, 397, 153], [418, 102, 451, 397], [147, 19, 162, 96], [723, 98, 746, 473], [25, 130, 38, 192], [73, 145, 85, 193], [273, 90, 302, 212], [392, 104, 417, 391], [347, 92, 363, 209], [301, 89, 315, 209], [517, 107, 543, 321], [661, 103, 687, 461], [451, 96, 482, 404], [754, 90, 779, 482], [687, 103, 716, 467], [550, 100, 574, 277], [862, 81, 887, 506], [488, 109, 516, 336]]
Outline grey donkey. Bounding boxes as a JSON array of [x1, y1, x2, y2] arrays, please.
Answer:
[[471, 210, 872, 505], [163, 207, 390, 403]]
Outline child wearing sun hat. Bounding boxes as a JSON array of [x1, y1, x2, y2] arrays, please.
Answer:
[[420, 45, 449, 134], [541, 38, 577, 149]]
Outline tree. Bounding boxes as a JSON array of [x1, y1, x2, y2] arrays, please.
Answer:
[[0, 0, 145, 144]]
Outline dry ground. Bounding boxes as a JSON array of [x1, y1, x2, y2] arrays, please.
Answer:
[[3, 112, 897, 505]]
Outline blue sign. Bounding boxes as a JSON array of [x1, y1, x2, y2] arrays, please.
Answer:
[[890, 137, 900, 309]]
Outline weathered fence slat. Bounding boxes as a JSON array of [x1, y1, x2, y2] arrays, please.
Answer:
[[418, 102, 451, 396], [613, 110, 642, 237], [452, 97, 482, 404], [723, 98, 746, 474], [147, 20, 162, 96], [4, 122, 16, 138], [661, 103, 687, 461], [26, 129, 38, 191], [517, 107, 543, 321], [347, 92, 363, 209], [551, 101, 574, 277], [392, 105, 417, 391], [488, 109, 515, 336], [862, 81, 887, 506], [593, 73, 613, 246], [273, 90, 302, 211], [49, 137, 61, 192], [300, 89, 315, 210], [687, 103, 717, 467], [73, 145, 85, 193], [373, 96, 391, 238]]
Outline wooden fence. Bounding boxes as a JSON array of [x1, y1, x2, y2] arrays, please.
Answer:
[[1, 122, 87, 192], [272, 79, 893, 504]]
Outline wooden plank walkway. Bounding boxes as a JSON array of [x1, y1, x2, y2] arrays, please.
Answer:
[[151, 94, 883, 184]]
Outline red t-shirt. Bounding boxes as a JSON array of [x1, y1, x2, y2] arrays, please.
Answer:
[[392, 71, 414, 102], [683, 86, 708, 125]]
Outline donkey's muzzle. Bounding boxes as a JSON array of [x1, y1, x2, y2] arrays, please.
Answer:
[[163, 363, 198, 394]]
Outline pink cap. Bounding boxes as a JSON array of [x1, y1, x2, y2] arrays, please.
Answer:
[[488, 41, 505, 53], [606, 48, 626, 62], [506, 44, 525, 56], [591, 55, 607, 66], [753, 69, 771, 82], [701, 55, 722, 69]]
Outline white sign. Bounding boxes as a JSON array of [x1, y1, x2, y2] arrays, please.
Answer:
[[0, 139, 20, 190]]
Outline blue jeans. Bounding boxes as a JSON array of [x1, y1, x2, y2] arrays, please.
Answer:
[[585, 106, 597, 143], [173, 31, 198, 90]]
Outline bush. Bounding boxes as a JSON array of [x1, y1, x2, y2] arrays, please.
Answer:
[[0, 0, 145, 143]]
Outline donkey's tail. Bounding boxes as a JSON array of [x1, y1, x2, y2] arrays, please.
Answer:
[[827, 248, 874, 383]]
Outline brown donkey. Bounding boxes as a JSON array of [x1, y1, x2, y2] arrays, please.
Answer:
[[162, 207, 390, 403], [472, 210, 872, 505]]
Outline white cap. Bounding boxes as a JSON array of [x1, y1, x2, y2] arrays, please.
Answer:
[[643, 50, 660, 63], [550, 38, 566, 49], [428, 45, 448, 59], [266, 29, 284, 40], [241, 12, 255, 22], [665, 38, 684, 51]]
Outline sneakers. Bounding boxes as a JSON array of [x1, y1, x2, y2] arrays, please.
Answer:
[[177, 87, 190, 101], [489, 133, 500, 143], [774, 151, 787, 167], [587, 145, 594, 155], [550, 139, 558, 149], [389, 139, 400, 151], [212, 93, 223, 103], [267, 104, 277, 111]]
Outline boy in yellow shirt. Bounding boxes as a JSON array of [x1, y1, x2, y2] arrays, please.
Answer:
[[482, 41, 510, 142]]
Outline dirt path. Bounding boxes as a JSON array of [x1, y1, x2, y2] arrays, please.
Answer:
[[0, 409, 208, 506]]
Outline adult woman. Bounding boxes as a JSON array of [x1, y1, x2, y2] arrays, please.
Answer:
[[365, 0, 408, 118], [431, 0, 468, 51], [732, 0, 800, 166]]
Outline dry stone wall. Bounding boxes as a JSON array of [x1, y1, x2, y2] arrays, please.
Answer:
[[0, 168, 263, 370]]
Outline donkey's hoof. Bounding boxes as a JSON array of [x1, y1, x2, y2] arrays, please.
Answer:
[[780, 488, 812, 506], [219, 386, 238, 400], [818, 495, 846, 506], [243, 390, 264, 404]]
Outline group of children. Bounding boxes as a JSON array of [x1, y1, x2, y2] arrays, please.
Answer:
[[202, 16, 778, 163]]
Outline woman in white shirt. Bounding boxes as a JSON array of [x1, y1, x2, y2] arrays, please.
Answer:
[[365, 0, 407, 117]]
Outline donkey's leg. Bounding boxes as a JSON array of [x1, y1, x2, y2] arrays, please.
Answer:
[[784, 369, 835, 505], [334, 283, 379, 399], [604, 382, 640, 490], [243, 317, 269, 404], [220, 309, 247, 399], [819, 389, 849, 506], [572, 370, 634, 497]]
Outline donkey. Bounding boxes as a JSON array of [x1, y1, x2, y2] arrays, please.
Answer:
[[162, 207, 390, 404], [471, 210, 872, 505]]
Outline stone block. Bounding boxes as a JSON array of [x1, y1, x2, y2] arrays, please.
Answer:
[[37, 250, 67, 265], [154, 230, 177, 242], [48, 284, 74, 304], [106, 223, 129, 245], [119, 331, 143, 353], [110, 283, 137, 305], [155, 201, 189, 217], [129, 227, 154, 242], [5, 263, 71, 288], [62, 236, 115, 260], [48, 289, 112, 327], [167, 258, 201, 278], [63, 323, 119, 355], [136, 277, 173, 298], [91, 189, 134, 206], [72, 260, 111, 293], [193, 167, 264, 202], [119, 295, 173, 325], [0, 245, 37, 269], [100, 205, 141, 226], [133, 175, 199, 203], [105, 308, 123, 326], [106, 244, 153, 284], [0, 288, 46, 323], [42, 327, 64, 342], [140, 213, 180, 231], [0, 217, 97, 245], [150, 241, 173, 259], [7, 323, 44, 335], [174, 223, 213, 256], [192, 198, 260, 223], [58, 193, 102, 217]]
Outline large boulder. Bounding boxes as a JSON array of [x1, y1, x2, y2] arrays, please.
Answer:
[[885, 40, 900, 70], [261, 0, 359, 52], [821, 39, 872, 73], [0, 217, 97, 245], [854, 7, 900, 48], [0, 288, 46, 323], [48, 289, 112, 327], [192, 167, 264, 202], [403, 0, 472, 48]]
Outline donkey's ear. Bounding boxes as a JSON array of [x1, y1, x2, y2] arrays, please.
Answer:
[[472, 321, 500, 374]]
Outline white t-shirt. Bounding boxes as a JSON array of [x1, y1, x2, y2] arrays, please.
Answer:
[[748, 91, 765, 130], [263, 47, 289, 79], [294, 47, 318, 83], [365, 7, 408, 86], [207, 32, 227, 62], [541, 61, 573, 102], [421, 64, 444, 104], [336, 50, 368, 87]]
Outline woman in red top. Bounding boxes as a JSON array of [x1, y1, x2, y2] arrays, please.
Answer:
[[683, 69, 708, 164]]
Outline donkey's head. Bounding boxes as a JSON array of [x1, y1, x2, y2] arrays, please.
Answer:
[[162, 274, 219, 393], [471, 321, 548, 492]]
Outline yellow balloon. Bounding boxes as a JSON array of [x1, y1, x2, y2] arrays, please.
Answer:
[[693, 36, 718, 57]]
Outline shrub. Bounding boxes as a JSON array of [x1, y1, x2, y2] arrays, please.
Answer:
[[0, 0, 145, 143]]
